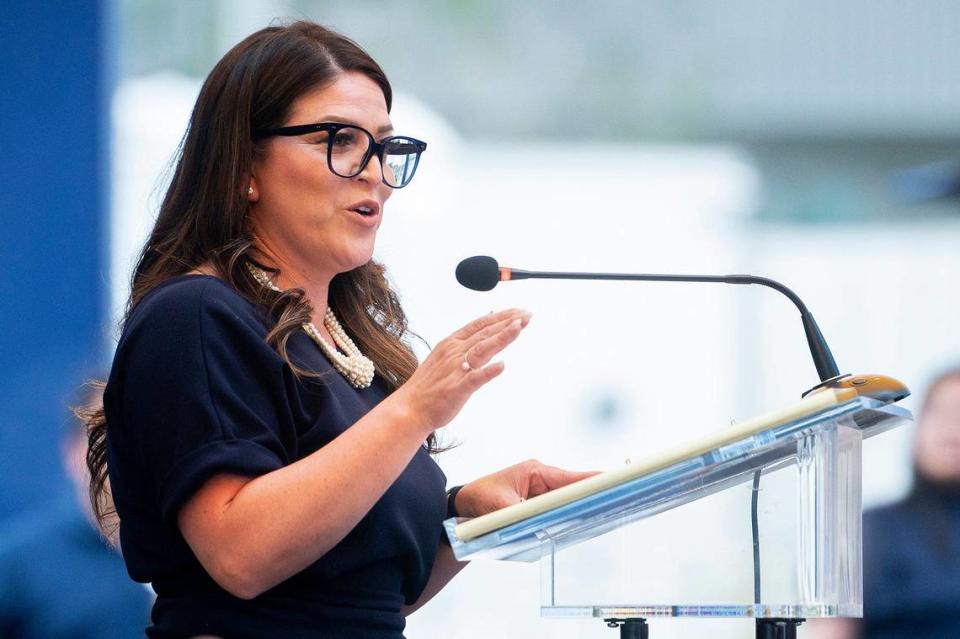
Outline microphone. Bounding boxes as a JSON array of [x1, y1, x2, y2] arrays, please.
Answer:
[[455, 255, 850, 395]]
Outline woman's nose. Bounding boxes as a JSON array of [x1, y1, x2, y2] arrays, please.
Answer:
[[355, 150, 386, 186]]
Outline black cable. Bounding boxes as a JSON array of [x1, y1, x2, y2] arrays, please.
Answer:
[[752, 469, 762, 604]]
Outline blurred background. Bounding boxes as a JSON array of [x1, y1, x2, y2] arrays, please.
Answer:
[[4, 1, 960, 637]]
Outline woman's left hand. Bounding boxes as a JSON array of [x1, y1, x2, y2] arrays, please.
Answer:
[[454, 460, 598, 518]]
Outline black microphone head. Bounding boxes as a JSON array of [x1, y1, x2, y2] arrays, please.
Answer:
[[456, 255, 500, 291]]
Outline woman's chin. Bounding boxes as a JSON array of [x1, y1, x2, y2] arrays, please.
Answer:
[[337, 251, 377, 274]]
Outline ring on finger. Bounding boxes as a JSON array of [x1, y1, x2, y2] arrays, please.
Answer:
[[461, 351, 473, 371]]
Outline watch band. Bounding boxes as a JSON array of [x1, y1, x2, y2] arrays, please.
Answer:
[[446, 485, 464, 519]]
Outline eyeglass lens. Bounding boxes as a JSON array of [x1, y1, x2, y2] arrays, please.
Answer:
[[328, 126, 420, 187]]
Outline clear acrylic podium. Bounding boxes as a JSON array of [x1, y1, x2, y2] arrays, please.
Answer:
[[444, 381, 912, 636]]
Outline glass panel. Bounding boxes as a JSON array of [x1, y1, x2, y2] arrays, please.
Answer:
[[444, 399, 910, 619]]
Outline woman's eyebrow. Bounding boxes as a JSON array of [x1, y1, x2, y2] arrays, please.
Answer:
[[318, 116, 394, 134]]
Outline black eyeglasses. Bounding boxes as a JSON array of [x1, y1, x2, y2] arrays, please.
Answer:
[[254, 122, 427, 189]]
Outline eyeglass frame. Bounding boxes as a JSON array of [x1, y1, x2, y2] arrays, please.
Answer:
[[253, 122, 427, 189]]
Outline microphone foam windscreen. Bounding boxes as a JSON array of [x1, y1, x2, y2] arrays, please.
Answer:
[[455, 255, 500, 291]]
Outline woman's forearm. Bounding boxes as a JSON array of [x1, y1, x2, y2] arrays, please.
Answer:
[[178, 391, 431, 599]]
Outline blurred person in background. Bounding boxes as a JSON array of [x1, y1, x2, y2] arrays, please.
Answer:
[[83, 20, 591, 638], [814, 365, 960, 639], [0, 383, 152, 638]]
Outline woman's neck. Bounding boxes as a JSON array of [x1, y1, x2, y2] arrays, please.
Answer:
[[247, 243, 332, 326], [191, 250, 332, 330]]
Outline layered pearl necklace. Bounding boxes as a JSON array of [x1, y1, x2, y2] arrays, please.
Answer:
[[247, 263, 375, 389]]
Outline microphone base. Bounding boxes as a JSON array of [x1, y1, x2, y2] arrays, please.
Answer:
[[801, 374, 852, 398], [801, 373, 911, 404]]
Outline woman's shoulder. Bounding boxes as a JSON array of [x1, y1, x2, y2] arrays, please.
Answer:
[[132, 274, 260, 321], [122, 275, 272, 349]]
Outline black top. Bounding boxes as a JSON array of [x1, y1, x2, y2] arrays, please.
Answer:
[[104, 275, 447, 639]]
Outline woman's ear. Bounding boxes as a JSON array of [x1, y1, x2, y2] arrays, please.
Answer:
[[247, 177, 259, 202]]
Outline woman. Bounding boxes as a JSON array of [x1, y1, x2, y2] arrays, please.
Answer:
[[86, 21, 591, 638]]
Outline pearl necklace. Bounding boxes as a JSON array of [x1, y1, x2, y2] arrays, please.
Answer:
[[247, 263, 375, 389]]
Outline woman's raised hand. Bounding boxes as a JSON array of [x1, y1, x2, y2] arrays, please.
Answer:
[[392, 308, 531, 434]]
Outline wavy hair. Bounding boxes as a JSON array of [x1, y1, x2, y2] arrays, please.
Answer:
[[83, 21, 432, 536]]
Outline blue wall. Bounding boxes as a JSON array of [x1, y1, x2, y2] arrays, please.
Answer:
[[0, 1, 111, 521]]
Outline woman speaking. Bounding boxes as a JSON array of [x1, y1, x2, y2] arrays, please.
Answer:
[[85, 20, 590, 638]]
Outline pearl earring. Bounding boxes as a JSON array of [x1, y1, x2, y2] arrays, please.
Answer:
[[248, 186, 254, 196]]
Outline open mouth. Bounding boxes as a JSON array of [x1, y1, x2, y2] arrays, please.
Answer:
[[351, 205, 377, 217], [348, 199, 380, 220]]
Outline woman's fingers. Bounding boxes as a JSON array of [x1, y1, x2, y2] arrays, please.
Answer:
[[464, 311, 531, 348], [463, 360, 506, 391], [455, 461, 600, 518], [465, 318, 524, 369], [528, 464, 600, 496], [451, 308, 530, 341], [456, 308, 530, 371]]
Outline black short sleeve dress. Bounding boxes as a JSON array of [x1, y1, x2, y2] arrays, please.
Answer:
[[104, 275, 448, 638]]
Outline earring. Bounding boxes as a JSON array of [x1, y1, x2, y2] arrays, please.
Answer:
[[248, 186, 254, 196]]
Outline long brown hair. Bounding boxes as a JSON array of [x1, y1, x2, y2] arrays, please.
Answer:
[[84, 21, 433, 536]]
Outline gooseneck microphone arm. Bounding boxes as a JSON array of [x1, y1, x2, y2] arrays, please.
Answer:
[[457, 256, 842, 384], [508, 268, 840, 382]]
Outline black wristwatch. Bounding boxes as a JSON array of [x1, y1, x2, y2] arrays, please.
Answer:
[[446, 485, 464, 519]]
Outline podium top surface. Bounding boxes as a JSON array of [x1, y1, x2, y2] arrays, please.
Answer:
[[445, 378, 911, 562]]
